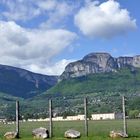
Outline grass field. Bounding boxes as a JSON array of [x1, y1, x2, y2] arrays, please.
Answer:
[[0, 120, 140, 140]]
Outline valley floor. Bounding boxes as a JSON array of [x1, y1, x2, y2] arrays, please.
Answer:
[[0, 120, 140, 140]]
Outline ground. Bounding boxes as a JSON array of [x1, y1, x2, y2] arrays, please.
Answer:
[[0, 120, 140, 140]]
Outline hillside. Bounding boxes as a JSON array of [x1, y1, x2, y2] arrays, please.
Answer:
[[1, 68, 140, 119], [36, 53, 140, 117], [0, 64, 58, 98], [48, 68, 140, 96], [1, 52, 140, 119], [30, 68, 140, 118]]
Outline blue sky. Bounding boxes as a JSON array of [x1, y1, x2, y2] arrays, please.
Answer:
[[0, 0, 139, 75]]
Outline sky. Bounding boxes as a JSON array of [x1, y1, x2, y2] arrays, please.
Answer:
[[0, 0, 140, 75]]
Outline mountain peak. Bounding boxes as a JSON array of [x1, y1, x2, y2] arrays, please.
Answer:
[[60, 52, 140, 80], [83, 52, 111, 62]]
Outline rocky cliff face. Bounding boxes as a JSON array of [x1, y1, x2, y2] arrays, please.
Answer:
[[60, 53, 140, 80]]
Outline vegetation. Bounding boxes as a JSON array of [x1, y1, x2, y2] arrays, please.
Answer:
[[129, 110, 139, 119], [0, 120, 140, 140], [1, 68, 140, 119], [47, 68, 140, 96], [0, 65, 57, 98]]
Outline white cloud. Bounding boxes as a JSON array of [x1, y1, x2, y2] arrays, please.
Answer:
[[37, 0, 57, 11], [39, 1, 78, 29], [0, 21, 77, 75], [74, 0, 137, 39], [25, 59, 75, 75], [0, 0, 77, 26], [1, 0, 41, 21]]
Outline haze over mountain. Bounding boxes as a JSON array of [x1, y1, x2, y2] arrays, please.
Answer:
[[0, 64, 58, 98]]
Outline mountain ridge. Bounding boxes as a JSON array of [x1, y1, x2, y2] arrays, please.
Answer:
[[60, 52, 140, 80], [0, 53, 140, 119], [0, 64, 58, 98]]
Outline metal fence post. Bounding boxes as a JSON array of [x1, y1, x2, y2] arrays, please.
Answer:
[[122, 96, 127, 135], [84, 97, 88, 137], [49, 99, 53, 138], [16, 100, 19, 138]]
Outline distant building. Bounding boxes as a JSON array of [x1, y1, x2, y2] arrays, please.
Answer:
[[91, 113, 115, 120], [138, 113, 140, 118], [26, 113, 123, 122], [66, 115, 85, 121], [27, 115, 85, 122], [52, 117, 63, 121]]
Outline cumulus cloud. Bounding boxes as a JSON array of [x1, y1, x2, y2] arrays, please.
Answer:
[[37, 0, 57, 11], [40, 1, 75, 29], [1, 0, 41, 21], [0, 21, 77, 75], [0, 0, 77, 26], [25, 59, 75, 75], [74, 0, 137, 38]]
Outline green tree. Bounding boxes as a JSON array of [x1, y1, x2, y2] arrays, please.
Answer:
[[129, 110, 139, 119]]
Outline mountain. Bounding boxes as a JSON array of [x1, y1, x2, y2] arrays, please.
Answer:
[[35, 67, 140, 118], [1, 53, 140, 119], [47, 68, 140, 96], [46, 52, 140, 97], [0, 64, 58, 98], [60, 52, 140, 80]]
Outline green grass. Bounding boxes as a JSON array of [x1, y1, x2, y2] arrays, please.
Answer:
[[0, 120, 140, 140]]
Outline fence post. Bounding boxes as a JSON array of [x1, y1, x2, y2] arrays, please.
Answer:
[[49, 99, 53, 138], [16, 100, 19, 138], [84, 97, 88, 137], [122, 96, 127, 135]]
